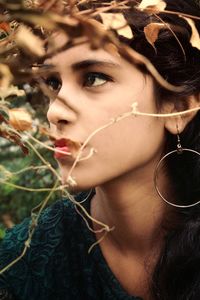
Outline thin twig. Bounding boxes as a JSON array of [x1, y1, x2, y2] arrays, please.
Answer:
[[0, 180, 59, 274]]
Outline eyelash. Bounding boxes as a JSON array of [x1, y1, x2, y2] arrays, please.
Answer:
[[44, 75, 61, 92], [83, 72, 113, 88], [43, 72, 113, 91]]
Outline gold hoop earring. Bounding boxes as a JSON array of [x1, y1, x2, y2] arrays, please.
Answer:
[[154, 125, 200, 208]]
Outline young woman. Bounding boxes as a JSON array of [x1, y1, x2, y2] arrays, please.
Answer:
[[0, 0, 200, 299]]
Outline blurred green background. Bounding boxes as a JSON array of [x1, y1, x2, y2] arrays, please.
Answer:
[[0, 94, 59, 240]]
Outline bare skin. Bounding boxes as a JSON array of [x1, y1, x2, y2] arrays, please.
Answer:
[[46, 39, 198, 299], [90, 171, 167, 299]]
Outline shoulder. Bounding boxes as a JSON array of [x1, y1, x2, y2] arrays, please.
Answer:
[[0, 195, 81, 260], [0, 189, 93, 264], [0, 190, 94, 299], [0, 198, 71, 252], [0, 193, 88, 292]]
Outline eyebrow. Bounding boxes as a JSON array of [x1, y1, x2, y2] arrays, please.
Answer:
[[71, 59, 121, 70], [42, 59, 120, 71]]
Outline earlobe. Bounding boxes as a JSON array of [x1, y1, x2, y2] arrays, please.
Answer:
[[163, 95, 200, 135], [162, 101, 184, 135], [164, 114, 184, 135]]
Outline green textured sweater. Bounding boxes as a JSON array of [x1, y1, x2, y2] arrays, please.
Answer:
[[0, 190, 143, 300]]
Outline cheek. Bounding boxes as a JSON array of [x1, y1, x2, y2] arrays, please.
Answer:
[[57, 116, 164, 191], [57, 82, 162, 189], [88, 114, 165, 174]]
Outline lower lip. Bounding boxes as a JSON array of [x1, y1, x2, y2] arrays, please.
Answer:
[[54, 146, 72, 159]]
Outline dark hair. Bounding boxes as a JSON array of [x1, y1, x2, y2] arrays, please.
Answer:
[[79, 1, 200, 298], [122, 1, 200, 299]]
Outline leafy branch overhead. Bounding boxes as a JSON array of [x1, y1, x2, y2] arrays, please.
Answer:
[[0, 0, 199, 153]]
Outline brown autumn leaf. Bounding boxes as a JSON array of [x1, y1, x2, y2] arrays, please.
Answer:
[[0, 22, 11, 35], [9, 108, 33, 131], [0, 64, 13, 88], [0, 85, 25, 99], [12, 10, 79, 35], [78, 17, 182, 92], [138, 0, 167, 12], [0, 127, 29, 155], [144, 23, 166, 50], [99, 13, 133, 39], [0, 21, 17, 50], [85, 17, 182, 92], [0, 22, 11, 42], [15, 24, 45, 57], [12, 11, 58, 30], [182, 17, 200, 51], [0, 114, 8, 124]]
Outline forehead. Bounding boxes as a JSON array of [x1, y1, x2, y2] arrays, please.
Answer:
[[46, 32, 122, 67]]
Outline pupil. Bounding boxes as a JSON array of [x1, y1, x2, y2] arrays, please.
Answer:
[[87, 75, 95, 85], [46, 77, 60, 90]]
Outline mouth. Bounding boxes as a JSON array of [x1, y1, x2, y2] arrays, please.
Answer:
[[53, 138, 83, 160]]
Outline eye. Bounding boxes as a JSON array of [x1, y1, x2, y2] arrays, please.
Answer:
[[83, 72, 113, 88], [44, 75, 62, 91]]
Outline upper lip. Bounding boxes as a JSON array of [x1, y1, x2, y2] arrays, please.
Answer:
[[52, 138, 83, 148], [54, 138, 71, 148]]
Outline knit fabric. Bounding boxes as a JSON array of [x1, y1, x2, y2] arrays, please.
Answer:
[[0, 190, 142, 300]]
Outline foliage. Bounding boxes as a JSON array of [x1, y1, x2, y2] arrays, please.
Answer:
[[0, 226, 5, 241], [0, 137, 58, 223]]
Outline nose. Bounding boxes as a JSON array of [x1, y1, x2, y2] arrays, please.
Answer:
[[47, 95, 76, 128]]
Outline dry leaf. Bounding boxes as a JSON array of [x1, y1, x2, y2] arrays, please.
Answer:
[[100, 13, 133, 39], [9, 108, 33, 131], [138, 0, 166, 11], [144, 23, 166, 50], [182, 17, 200, 51], [80, 17, 182, 92], [0, 64, 13, 88], [0, 22, 13, 48], [0, 126, 29, 155], [15, 25, 45, 57], [13, 12, 58, 30], [0, 22, 11, 40], [0, 22, 10, 33], [0, 85, 25, 99]]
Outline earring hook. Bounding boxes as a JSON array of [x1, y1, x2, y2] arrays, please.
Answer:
[[176, 124, 183, 154]]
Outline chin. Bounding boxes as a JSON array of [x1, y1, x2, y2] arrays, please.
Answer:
[[60, 174, 94, 194]]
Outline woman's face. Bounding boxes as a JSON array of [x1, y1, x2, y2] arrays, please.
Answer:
[[46, 41, 166, 192]]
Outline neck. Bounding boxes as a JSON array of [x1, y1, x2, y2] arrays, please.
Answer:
[[91, 168, 170, 256]]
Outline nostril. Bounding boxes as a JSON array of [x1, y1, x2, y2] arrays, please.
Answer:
[[58, 119, 69, 125]]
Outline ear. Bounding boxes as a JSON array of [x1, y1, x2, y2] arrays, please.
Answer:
[[163, 95, 200, 134]]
